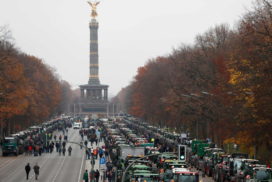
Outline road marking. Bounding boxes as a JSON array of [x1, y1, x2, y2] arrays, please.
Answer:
[[0, 155, 35, 181], [28, 154, 53, 181], [52, 129, 76, 182], [0, 158, 15, 168], [51, 156, 67, 182], [28, 130, 75, 181], [51, 129, 77, 182], [0, 154, 23, 169], [78, 132, 87, 182], [78, 151, 85, 182]]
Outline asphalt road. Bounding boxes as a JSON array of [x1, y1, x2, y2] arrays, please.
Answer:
[[0, 128, 85, 182]]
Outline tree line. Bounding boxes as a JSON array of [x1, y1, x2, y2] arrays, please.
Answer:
[[112, 0, 272, 162], [0, 26, 74, 137]]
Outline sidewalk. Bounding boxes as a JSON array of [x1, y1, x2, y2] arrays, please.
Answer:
[[85, 140, 108, 182]]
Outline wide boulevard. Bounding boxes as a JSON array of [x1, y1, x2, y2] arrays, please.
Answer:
[[0, 129, 85, 182]]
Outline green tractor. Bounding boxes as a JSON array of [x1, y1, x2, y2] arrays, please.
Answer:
[[246, 166, 272, 182], [2, 137, 23, 156]]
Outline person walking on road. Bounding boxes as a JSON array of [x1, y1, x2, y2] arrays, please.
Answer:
[[33, 163, 40, 180], [89, 169, 95, 182], [80, 141, 83, 149], [95, 169, 100, 182], [83, 170, 89, 182], [91, 157, 95, 169], [62, 147, 66, 156], [25, 163, 31, 180], [59, 147, 62, 156], [68, 146, 72, 156]]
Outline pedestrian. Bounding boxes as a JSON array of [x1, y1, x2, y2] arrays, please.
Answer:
[[33, 163, 40, 180], [68, 146, 72, 156], [83, 170, 89, 182], [39, 146, 42, 156], [24, 145, 28, 155], [93, 148, 98, 159], [91, 157, 95, 169], [25, 163, 31, 180], [99, 148, 103, 158], [62, 141, 66, 148], [102, 169, 106, 181], [95, 169, 100, 182], [59, 147, 62, 156], [86, 148, 90, 159], [107, 170, 112, 182], [105, 150, 108, 159], [79, 140, 83, 149], [28, 145, 33, 155], [62, 147, 66, 156], [89, 170, 93, 182], [56, 142, 60, 152]]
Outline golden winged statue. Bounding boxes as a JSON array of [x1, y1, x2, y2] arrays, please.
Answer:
[[87, 1, 100, 18]]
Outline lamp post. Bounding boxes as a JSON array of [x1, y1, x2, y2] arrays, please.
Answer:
[[112, 103, 115, 117], [107, 103, 109, 117], [73, 103, 75, 117]]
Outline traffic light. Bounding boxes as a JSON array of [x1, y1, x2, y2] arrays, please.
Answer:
[[178, 145, 186, 161]]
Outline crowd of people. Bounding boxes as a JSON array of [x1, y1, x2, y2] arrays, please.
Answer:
[[21, 120, 73, 180], [23, 127, 71, 157], [80, 125, 116, 182]]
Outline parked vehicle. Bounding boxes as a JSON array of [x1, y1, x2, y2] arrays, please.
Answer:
[[245, 166, 272, 182], [2, 137, 24, 156]]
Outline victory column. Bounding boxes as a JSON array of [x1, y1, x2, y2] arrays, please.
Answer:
[[78, 1, 109, 117]]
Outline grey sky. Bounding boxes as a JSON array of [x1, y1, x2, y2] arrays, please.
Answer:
[[0, 0, 253, 97]]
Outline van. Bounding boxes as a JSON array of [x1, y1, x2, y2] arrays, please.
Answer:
[[73, 122, 81, 129]]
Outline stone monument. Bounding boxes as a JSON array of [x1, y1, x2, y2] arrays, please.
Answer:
[[78, 1, 109, 117]]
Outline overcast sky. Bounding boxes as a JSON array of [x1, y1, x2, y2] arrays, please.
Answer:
[[0, 0, 254, 97]]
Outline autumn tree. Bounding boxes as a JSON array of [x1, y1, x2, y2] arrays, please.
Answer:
[[0, 26, 75, 137], [228, 0, 272, 160], [114, 0, 272, 162]]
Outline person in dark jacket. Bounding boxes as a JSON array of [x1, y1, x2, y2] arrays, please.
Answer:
[[83, 170, 89, 182], [95, 169, 100, 182], [25, 163, 31, 180], [62, 147, 66, 156], [33, 163, 40, 180], [68, 146, 72, 156], [91, 157, 95, 169]]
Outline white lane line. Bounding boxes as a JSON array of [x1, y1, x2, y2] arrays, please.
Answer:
[[0, 158, 14, 168], [0, 155, 37, 181], [51, 156, 67, 182], [28, 130, 74, 182], [28, 154, 54, 181], [51, 129, 77, 182], [77, 132, 86, 182], [0, 154, 24, 169], [77, 152, 85, 182]]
